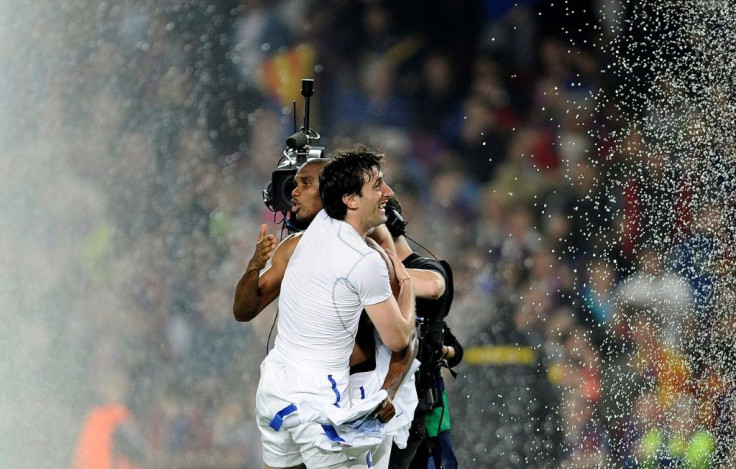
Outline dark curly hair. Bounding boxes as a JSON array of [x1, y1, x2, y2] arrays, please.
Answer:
[[319, 145, 383, 220]]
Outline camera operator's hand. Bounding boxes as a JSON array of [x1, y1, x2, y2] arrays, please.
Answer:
[[376, 396, 396, 423], [247, 224, 277, 273]]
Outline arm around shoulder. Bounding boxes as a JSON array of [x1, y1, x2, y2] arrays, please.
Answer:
[[406, 267, 445, 299]]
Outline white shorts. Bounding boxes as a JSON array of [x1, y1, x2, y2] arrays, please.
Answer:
[[348, 339, 420, 452], [256, 350, 380, 467]]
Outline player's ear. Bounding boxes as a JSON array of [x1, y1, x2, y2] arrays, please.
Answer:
[[343, 193, 358, 210]]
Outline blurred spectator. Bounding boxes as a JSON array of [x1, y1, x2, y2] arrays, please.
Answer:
[[473, 183, 510, 249], [616, 248, 694, 350], [412, 50, 464, 135], [445, 72, 515, 182], [557, 391, 611, 468], [555, 326, 610, 467], [477, 0, 540, 72], [72, 371, 147, 469], [578, 258, 618, 346], [485, 201, 541, 295], [601, 309, 694, 464], [230, 0, 294, 91], [329, 55, 417, 136], [671, 201, 722, 323], [632, 392, 715, 468]]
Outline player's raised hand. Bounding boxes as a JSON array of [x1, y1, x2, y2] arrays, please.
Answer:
[[247, 224, 277, 272]]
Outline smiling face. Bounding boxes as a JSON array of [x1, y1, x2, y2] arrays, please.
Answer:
[[319, 146, 387, 225], [353, 167, 394, 233], [291, 160, 325, 222]]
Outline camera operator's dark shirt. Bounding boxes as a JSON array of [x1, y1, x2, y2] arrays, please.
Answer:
[[403, 254, 462, 401]]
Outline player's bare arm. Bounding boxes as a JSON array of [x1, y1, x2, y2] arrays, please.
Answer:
[[364, 251, 415, 352], [233, 225, 301, 321], [406, 268, 445, 299]]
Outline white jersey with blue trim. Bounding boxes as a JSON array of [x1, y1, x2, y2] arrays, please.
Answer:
[[274, 209, 392, 372]]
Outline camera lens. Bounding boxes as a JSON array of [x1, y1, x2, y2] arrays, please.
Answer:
[[270, 168, 298, 212], [277, 176, 296, 203]]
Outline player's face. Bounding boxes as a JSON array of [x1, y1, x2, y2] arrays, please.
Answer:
[[357, 167, 394, 230], [291, 162, 323, 222]]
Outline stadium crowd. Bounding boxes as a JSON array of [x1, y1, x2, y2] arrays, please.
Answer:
[[4, 0, 734, 467]]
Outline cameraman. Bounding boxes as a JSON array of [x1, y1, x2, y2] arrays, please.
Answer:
[[380, 196, 464, 469]]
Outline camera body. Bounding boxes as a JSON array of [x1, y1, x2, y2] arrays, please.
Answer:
[[264, 146, 324, 212], [262, 78, 324, 215]]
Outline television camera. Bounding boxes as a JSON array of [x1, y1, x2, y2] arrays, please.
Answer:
[[262, 79, 324, 226]]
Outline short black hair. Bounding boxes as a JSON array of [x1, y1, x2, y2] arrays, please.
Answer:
[[319, 145, 383, 220]]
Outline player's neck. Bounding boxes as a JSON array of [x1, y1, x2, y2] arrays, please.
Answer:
[[344, 212, 370, 238]]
